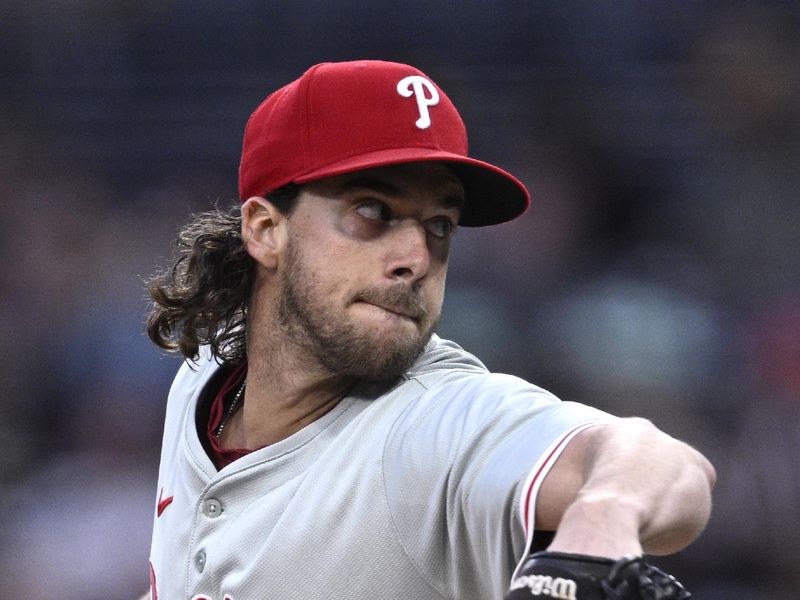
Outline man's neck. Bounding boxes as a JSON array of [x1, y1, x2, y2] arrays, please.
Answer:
[[218, 340, 356, 451]]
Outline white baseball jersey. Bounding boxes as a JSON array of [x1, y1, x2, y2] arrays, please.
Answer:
[[147, 335, 611, 600]]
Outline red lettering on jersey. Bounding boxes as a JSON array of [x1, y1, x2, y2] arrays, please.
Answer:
[[149, 561, 158, 600]]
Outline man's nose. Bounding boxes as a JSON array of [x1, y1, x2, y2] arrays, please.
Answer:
[[383, 220, 431, 283]]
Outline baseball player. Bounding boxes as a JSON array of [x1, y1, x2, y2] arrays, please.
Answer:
[[141, 60, 715, 600]]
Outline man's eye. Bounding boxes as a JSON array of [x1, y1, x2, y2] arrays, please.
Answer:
[[425, 218, 456, 239], [355, 201, 391, 221]]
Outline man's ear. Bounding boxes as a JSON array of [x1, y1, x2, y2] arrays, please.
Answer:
[[241, 196, 287, 269]]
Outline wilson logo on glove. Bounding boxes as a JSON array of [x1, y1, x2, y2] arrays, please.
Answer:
[[504, 551, 692, 600], [509, 574, 577, 600]]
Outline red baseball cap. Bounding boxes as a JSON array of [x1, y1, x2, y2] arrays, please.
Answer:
[[238, 60, 530, 226]]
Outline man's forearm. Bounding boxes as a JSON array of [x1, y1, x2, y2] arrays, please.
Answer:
[[546, 417, 716, 557]]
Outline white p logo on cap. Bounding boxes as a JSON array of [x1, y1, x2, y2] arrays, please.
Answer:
[[397, 75, 440, 130]]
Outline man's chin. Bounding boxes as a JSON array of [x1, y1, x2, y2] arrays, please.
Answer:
[[325, 329, 432, 381]]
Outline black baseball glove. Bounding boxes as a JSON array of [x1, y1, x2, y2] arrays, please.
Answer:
[[504, 551, 691, 600]]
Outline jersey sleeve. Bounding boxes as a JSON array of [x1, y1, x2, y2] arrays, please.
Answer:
[[382, 372, 613, 600]]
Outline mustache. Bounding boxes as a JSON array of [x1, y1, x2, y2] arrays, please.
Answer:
[[351, 286, 428, 320]]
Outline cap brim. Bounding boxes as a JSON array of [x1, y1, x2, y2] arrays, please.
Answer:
[[291, 147, 530, 227]]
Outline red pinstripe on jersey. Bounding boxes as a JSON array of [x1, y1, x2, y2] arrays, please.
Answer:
[[511, 421, 603, 583], [520, 422, 604, 536]]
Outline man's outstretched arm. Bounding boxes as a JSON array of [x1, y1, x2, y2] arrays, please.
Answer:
[[535, 416, 716, 558]]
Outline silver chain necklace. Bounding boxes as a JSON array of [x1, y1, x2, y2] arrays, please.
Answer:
[[215, 380, 246, 438]]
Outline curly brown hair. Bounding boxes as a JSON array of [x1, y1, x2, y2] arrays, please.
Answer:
[[146, 185, 299, 364]]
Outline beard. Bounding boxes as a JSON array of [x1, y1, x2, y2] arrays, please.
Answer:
[[276, 238, 439, 381]]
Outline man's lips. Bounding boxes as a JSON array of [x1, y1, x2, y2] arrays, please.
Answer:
[[359, 300, 419, 321], [352, 286, 427, 323]]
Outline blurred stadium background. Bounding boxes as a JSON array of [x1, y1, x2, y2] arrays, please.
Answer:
[[1, 1, 798, 598]]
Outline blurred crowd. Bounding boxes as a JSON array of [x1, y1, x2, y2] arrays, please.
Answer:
[[1, 2, 798, 598]]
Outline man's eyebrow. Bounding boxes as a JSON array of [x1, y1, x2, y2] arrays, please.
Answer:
[[334, 175, 465, 211], [440, 193, 466, 212]]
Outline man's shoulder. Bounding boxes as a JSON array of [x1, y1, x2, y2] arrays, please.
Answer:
[[167, 347, 223, 402], [389, 335, 560, 421], [405, 334, 488, 378], [404, 334, 543, 395]]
